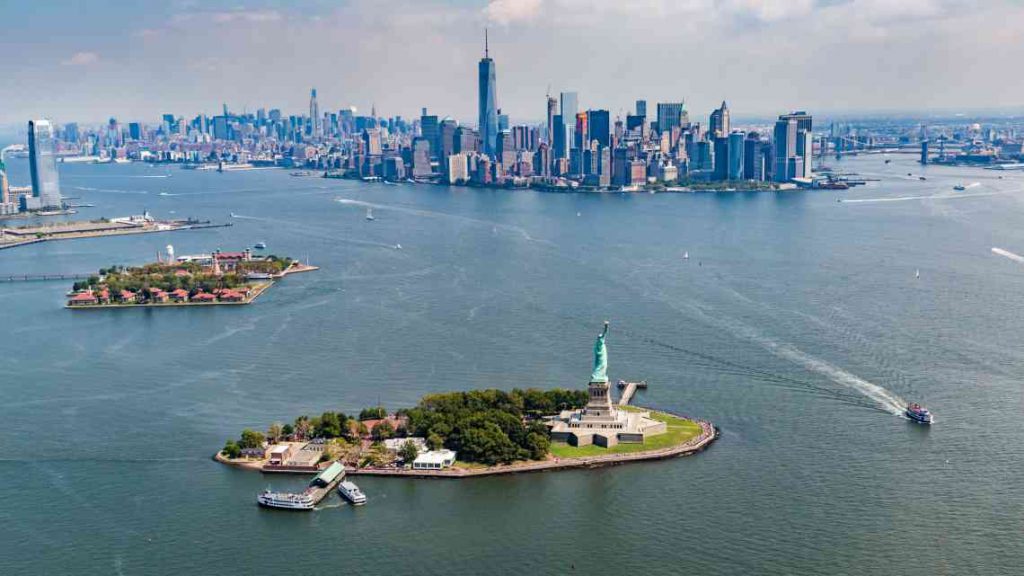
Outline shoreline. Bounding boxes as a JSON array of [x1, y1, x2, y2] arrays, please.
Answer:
[[0, 221, 232, 251], [214, 413, 718, 479]]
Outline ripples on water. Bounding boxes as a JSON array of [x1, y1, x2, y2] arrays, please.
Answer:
[[1, 156, 1023, 575]]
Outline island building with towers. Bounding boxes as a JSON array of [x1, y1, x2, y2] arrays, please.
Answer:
[[548, 322, 666, 448]]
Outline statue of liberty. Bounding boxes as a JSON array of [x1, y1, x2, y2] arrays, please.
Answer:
[[591, 321, 610, 383]]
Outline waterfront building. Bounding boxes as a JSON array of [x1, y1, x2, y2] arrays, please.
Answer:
[[411, 137, 433, 178], [560, 91, 578, 157], [362, 129, 382, 156], [27, 119, 62, 210], [478, 31, 499, 158], [743, 132, 764, 181], [552, 115, 566, 160], [636, 99, 647, 118], [773, 111, 813, 182], [548, 324, 666, 447], [412, 449, 457, 470], [727, 131, 745, 180], [383, 156, 406, 181], [446, 153, 469, 184], [712, 136, 728, 181], [656, 102, 685, 134], [709, 101, 730, 138]]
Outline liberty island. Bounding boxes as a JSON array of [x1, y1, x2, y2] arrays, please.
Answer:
[[216, 321, 716, 484]]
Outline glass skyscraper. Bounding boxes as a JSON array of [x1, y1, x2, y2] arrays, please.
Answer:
[[478, 33, 498, 158], [559, 91, 578, 159], [28, 119, 61, 209]]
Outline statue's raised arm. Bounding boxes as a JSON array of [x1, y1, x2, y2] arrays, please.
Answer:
[[591, 321, 610, 383]]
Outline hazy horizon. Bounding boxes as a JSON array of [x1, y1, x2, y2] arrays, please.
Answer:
[[1, 0, 1023, 127]]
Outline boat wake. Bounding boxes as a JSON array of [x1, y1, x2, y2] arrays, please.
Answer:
[[759, 339, 906, 415], [841, 191, 998, 204], [992, 247, 1024, 264], [334, 197, 551, 245]]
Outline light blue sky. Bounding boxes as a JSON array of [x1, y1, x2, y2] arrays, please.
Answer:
[[1, 0, 1022, 127]]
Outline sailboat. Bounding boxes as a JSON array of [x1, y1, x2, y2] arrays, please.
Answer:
[[683, 251, 689, 260], [915, 269, 920, 279], [365, 208, 375, 221]]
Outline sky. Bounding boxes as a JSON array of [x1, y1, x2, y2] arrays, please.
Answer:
[[1, 0, 1023, 128]]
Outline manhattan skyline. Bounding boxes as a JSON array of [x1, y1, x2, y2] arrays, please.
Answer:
[[2, 0, 1024, 127]]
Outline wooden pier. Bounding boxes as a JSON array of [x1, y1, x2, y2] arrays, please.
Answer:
[[0, 272, 93, 283]]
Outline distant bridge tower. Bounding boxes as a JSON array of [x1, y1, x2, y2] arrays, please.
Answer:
[[920, 140, 929, 165]]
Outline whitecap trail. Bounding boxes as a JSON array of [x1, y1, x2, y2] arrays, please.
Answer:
[[992, 247, 1024, 264]]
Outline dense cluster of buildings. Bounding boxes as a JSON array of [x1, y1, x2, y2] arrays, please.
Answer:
[[13, 35, 1024, 204]]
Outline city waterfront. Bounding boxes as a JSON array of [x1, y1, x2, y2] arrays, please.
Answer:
[[1, 155, 1023, 575]]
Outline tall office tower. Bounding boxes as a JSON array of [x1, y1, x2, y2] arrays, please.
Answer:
[[709, 101, 730, 138], [63, 122, 80, 143], [727, 131, 745, 180], [534, 143, 551, 177], [552, 115, 566, 159], [546, 96, 558, 144], [773, 117, 798, 182], [28, 119, 62, 209], [411, 137, 433, 178], [309, 88, 321, 139], [454, 126, 478, 154], [478, 31, 499, 157], [774, 111, 813, 181], [743, 132, 762, 180], [713, 136, 729, 181], [497, 110, 509, 133], [362, 129, 382, 155], [560, 91, 578, 158], [128, 123, 142, 141], [636, 100, 647, 118], [420, 109, 439, 158], [574, 112, 589, 151], [587, 110, 611, 150], [0, 159, 9, 205], [656, 102, 684, 134], [440, 118, 458, 159]]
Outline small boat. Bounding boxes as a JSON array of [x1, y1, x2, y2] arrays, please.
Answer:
[[365, 208, 375, 221], [915, 269, 920, 279], [337, 481, 367, 505], [953, 184, 966, 191], [257, 489, 315, 510], [885, 159, 892, 164], [230, 212, 238, 218], [394, 243, 402, 250], [905, 403, 933, 425], [919, 176, 927, 181], [254, 242, 267, 250], [683, 251, 689, 260]]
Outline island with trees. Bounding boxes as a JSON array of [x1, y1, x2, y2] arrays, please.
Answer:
[[215, 387, 717, 478], [65, 248, 317, 308]]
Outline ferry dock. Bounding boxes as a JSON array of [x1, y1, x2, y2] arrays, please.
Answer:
[[617, 380, 647, 406], [257, 461, 345, 511]]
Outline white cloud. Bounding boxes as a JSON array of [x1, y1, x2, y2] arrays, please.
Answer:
[[721, 0, 815, 22], [60, 52, 100, 66], [485, 0, 544, 25], [210, 10, 282, 24]]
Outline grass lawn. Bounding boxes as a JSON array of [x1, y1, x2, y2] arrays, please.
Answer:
[[548, 408, 703, 459]]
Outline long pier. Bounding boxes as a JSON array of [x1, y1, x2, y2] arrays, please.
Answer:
[[0, 273, 93, 283]]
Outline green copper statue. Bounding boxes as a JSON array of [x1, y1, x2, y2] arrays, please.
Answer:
[[591, 321, 610, 383]]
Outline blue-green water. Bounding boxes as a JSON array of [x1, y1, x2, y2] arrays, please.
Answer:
[[1, 156, 1022, 575]]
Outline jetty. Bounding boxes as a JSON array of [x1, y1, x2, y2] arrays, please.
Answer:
[[617, 380, 647, 406]]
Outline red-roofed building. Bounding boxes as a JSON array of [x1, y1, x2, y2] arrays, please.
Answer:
[[149, 288, 169, 303], [192, 292, 217, 303], [97, 289, 110, 304], [67, 291, 98, 306], [169, 289, 189, 302], [219, 290, 245, 302], [118, 290, 138, 304]]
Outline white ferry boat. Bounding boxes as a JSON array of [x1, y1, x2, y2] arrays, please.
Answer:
[[257, 489, 316, 510], [337, 481, 367, 506], [905, 403, 933, 425]]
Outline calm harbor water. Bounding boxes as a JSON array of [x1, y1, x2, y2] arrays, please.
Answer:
[[1, 155, 1022, 575]]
